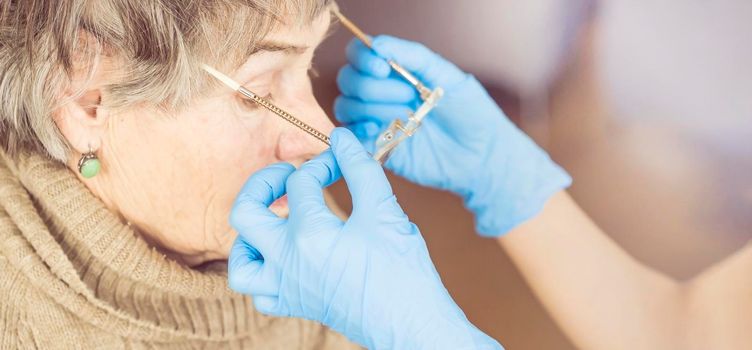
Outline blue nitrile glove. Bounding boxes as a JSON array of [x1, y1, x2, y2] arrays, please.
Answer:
[[228, 128, 503, 350], [335, 36, 572, 237]]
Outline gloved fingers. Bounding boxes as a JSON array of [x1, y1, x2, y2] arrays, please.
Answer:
[[334, 96, 411, 127], [330, 128, 395, 210], [252, 295, 280, 316], [371, 35, 467, 89], [230, 163, 294, 252], [228, 237, 281, 296], [337, 65, 417, 104], [286, 150, 343, 225], [346, 38, 391, 78], [348, 121, 380, 153]]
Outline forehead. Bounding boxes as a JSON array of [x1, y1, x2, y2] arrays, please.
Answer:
[[229, 9, 332, 79], [262, 10, 332, 46]]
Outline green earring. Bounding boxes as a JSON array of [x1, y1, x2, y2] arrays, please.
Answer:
[[78, 147, 101, 179]]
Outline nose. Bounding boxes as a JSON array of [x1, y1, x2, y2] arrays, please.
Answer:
[[275, 96, 335, 164]]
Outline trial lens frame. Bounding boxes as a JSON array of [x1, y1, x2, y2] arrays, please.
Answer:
[[332, 9, 445, 163], [203, 10, 444, 164]]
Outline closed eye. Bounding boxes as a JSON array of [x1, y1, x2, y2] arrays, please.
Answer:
[[240, 92, 274, 111]]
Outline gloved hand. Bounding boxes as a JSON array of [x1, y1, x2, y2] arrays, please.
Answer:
[[228, 128, 503, 350], [335, 36, 572, 236]]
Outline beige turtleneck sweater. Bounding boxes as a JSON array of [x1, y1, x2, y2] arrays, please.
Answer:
[[0, 150, 360, 349]]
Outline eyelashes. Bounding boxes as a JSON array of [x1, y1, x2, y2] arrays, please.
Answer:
[[239, 92, 273, 112], [238, 64, 317, 111]]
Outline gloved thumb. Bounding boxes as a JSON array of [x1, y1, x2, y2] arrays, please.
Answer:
[[330, 128, 395, 213], [286, 150, 342, 226]]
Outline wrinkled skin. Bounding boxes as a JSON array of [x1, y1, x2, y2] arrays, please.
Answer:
[[54, 12, 334, 266]]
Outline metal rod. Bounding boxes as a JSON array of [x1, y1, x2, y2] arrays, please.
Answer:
[[332, 8, 373, 48], [332, 9, 433, 101], [201, 64, 331, 146], [238, 87, 331, 146]]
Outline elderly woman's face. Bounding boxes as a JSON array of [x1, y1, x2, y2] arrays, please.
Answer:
[[90, 13, 334, 265]]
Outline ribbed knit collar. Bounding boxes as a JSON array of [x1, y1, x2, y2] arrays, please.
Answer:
[[0, 151, 267, 342]]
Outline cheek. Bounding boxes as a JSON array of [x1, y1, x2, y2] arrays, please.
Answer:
[[194, 105, 283, 188], [101, 100, 296, 242], [113, 102, 285, 203], [199, 111, 289, 225]]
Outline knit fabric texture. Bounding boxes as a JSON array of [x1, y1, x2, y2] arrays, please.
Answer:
[[0, 150, 359, 349]]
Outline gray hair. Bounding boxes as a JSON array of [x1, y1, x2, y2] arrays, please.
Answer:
[[0, 0, 332, 160]]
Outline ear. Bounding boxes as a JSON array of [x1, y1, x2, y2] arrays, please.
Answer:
[[54, 86, 109, 154]]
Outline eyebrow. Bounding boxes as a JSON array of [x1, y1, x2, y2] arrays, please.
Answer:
[[249, 41, 310, 56], [247, 14, 337, 57]]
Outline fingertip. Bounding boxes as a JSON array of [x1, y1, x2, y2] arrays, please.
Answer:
[[371, 35, 392, 49], [229, 198, 253, 230], [336, 65, 352, 94], [236, 162, 296, 206], [333, 95, 346, 121], [371, 35, 401, 59], [231, 163, 294, 232], [351, 121, 381, 140], [370, 35, 467, 88], [345, 37, 366, 56], [228, 200, 257, 234], [299, 150, 342, 188], [269, 162, 296, 172], [347, 37, 390, 78], [331, 127, 372, 166], [330, 127, 358, 147], [333, 96, 358, 125], [305, 148, 333, 165], [247, 162, 296, 186], [345, 37, 359, 54]]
